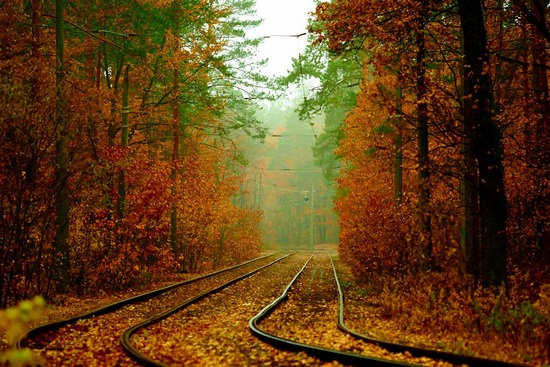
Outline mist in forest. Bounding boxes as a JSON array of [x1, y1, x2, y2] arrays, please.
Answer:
[[233, 97, 339, 249]]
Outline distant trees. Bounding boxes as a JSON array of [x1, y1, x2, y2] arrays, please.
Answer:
[[0, 0, 266, 306]]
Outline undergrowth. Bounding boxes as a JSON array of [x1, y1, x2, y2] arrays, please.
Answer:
[[0, 296, 45, 366], [350, 266, 549, 365]]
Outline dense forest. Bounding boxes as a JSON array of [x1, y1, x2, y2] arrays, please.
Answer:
[[0, 0, 549, 364], [245, 100, 339, 248], [303, 0, 550, 285], [290, 0, 549, 357], [0, 0, 269, 307]]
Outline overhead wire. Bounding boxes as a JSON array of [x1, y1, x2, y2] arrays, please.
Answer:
[[295, 33, 318, 139], [255, 31, 317, 138]]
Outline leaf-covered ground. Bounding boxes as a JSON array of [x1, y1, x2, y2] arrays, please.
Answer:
[[2, 248, 547, 366], [259, 253, 453, 367], [130, 252, 333, 366], [334, 259, 549, 367]]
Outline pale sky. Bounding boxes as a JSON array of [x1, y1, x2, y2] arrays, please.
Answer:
[[248, 0, 316, 77]]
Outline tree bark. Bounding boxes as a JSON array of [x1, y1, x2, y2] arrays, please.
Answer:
[[117, 65, 129, 220], [528, 0, 550, 257], [459, 16, 481, 280], [31, 0, 41, 100], [54, 0, 70, 292], [171, 67, 180, 259], [460, 119, 481, 279], [416, 15, 433, 268], [394, 75, 403, 206], [458, 0, 508, 287]]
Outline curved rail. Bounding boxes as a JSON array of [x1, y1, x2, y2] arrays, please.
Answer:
[[330, 257, 526, 367], [17, 253, 277, 348], [121, 253, 293, 367], [249, 253, 416, 367]]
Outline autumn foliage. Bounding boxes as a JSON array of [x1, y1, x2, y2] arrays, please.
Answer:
[[334, 68, 463, 278], [309, 0, 549, 359], [312, 0, 549, 283], [0, 1, 263, 306]]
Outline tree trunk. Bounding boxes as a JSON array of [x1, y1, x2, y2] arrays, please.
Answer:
[[31, 0, 41, 99], [460, 118, 481, 279], [458, 0, 508, 287], [171, 67, 180, 259], [416, 16, 433, 268], [529, 0, 550, 258], [459, 20, 481, 280], [117, 65, 129, 220], [32, 0, 46, 294], [394, 75, 403, 206], [54, 0, 70, 292]]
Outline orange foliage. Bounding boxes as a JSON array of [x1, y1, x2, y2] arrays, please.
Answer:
[[0, 0, 263, 304], [151, 116, 264, 275], [314, 0, 548, 285], [312, 1, 549, 354], [335, 67, 462, 279], [373, 271, 549, 361]]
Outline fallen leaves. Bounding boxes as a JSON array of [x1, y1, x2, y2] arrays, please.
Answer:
[[5, 250, 544, 366], [21, 255, 282, 366], [259, 252, 454, 366], [334, 259, 549, 366]]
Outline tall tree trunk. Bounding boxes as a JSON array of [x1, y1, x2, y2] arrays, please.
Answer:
[[32, 0, 46, 293], [459, 21, 481, 280], [460, 116, 481, 279], [529, 0, 550, 257], [54, 0, 70, 292], [117, 65, 129, 220], [530, 0, 550, 137], [458, 0, 508, 287], [394, 75, 403, 206], [416, 15, 433, 267], [171, 67, 180, 259], [31, 0, 41, 99]]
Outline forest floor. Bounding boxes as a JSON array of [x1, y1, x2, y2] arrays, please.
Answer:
[[1, 245, 548, 366]]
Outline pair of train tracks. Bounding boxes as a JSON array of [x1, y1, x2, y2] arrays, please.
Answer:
[[17, 251, 526, 366], [17, 253, 294, 366], [250, 252, 526, 367]]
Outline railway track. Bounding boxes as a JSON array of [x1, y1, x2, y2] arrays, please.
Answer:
[[331, 258, 524, 367], [18, 253, 289, 366], [250, 252, 526, 367], [120, 253, 294, 366], [119, 251, 320, 366], [14, 250, 530, 366]]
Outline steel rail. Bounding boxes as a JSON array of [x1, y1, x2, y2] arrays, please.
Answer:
[[120, 253, 294, 367], [249, 253, 417, 367], [17, 253, 277, 348], [330, 257, 526, 367]]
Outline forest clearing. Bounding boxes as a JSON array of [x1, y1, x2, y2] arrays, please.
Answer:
[[1, 0, 549, 366]]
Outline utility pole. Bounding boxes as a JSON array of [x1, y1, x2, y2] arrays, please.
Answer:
[[258, 173, 263, 210], [309, 184, 314, 248]]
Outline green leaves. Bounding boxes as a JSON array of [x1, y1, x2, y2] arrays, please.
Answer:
[[0, 295, 45, 366]]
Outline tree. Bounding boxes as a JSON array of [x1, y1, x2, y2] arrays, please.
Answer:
[[281, 44, 362, 182], [298, 0, 547, 296], [414, 4, 433, 267], [310, 0, 447, 268], [458, 0, 508, 287], [53, 0, 70, 293], [0, 0, 268, 302], [511, 0, 550, 266]]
